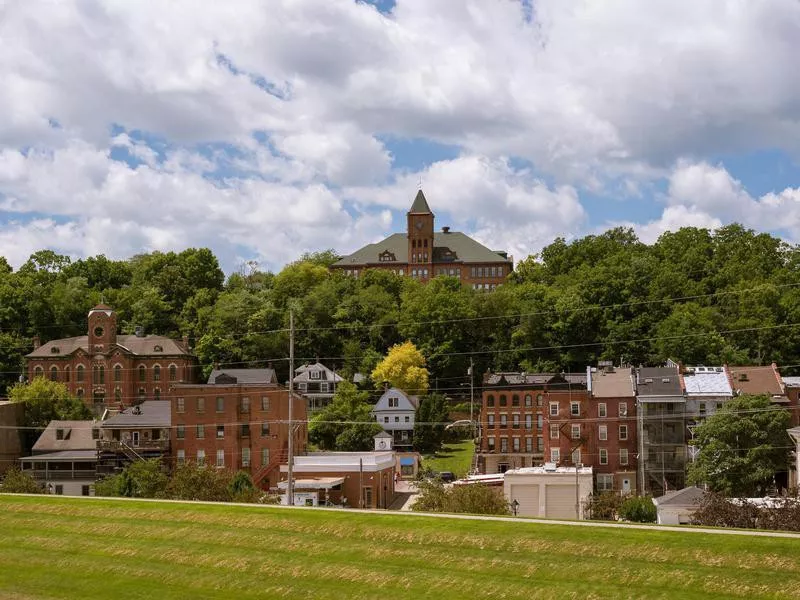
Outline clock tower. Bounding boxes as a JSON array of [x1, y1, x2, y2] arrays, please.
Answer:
[[407, 190, 434, 279], [88, 303, 118, 353]]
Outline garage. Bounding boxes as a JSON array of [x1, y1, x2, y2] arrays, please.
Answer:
[[545, 484, 576, 519], [509, 484, 539, 517]]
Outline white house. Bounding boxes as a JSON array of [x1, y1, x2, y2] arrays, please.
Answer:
[[504, 464, 593, 520], [292, 362, 343, 413], [788, 426, 800, 489], [372, 387, 418, 450], [652, 486, 707, 525]]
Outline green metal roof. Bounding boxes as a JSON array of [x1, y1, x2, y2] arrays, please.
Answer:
[[408, 190, 432, 214], [332, 231, 512, 267]]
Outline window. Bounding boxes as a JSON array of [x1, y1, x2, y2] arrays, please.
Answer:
[[216, 397, 224, 412], [500, 438, 508, 453], [499, 395, 507, 407], [500, 414, 507, 428], [309, 370, 320, 380], [384, 416, 389, 423], [77, 388, 84, 398], [570, 401, 580, 416], [320, 382, 329, 393], [597, 474, 613, 492], [404, 416, 410, 423], [537, 415, 543, 430], [537, 436, 544, 452], [524, 394, 532, 407], [571, 424, 581, 440], [138, 365, 146, 382], [197, 449, 205, 465], [550, 424, 559, 439], [599, 425, 608, 441], [50, 366, 58, 381], [261, 448, 270, 466], [394, 416, 400, 423], [81, 485, 91, 497], [242, 447, 251, 467], [92, 428, 99, 440], [512, 414, 520, 429], [598, 403, 607, 418], [216, 425, 224, 439], [261, 396, 270, 411], [241, 397, 250, 413], [197, 397, 205, 413], [388, 397, 399, 408], [512, 438, 520, 452], [177, 425, 185, 439], [114, 364, 122, 383], [93, 365, 104, 385], [620, 448, 629, 466], [64, 366, 70, 382], [56, 428, 65, 440], [619, 402, 628, 417], [138, 388, 146, 401], [488, 437, 495, 451], [525, 414, 532, 431], [177, 449, 185, 465], [572, 449, 581, 465], [487, 415, 495, 429], [486, 395, 495, 407], [549, 402, 559, 416], [536, 394, 543, 407], [55, 485, 64, 495], [169, 364, 177, 382], [153, 365, 161, 382], [512, 395, 520, 407], [176, 397, 185, 413], [619, 425, 628, 440], [196, 424, 205, 439], [551, 448, 560, 462], [260, 422, 270, 437], [599, 448, 608, 465], [76, 365, 85, 382], [699, 402, 707, 415], [216, 449, 225, 467], [526, 437, 533, 452]]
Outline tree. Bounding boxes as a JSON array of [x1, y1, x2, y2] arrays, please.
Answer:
[[308, 382, 382, 451], [166, 463, 236, 502], [618, 496, 657, 523], [93, 459, 167, 498], [0, 467, 42, 494], [688, 395, 791, 497], [8, 378, 92, 445], [371, 341, 429, 395], [412, 479, 509, 515], [413, 394, 449, 453]]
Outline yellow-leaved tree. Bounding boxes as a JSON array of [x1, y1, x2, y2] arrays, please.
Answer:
[[371, 341, 429, 395]]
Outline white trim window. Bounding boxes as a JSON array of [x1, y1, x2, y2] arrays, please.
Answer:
[[177, 449, 185, 465], [599, 448, 608, 465], [550, 448, 560, 463], [599, 425, 608, 441], [549, 402, 559, 416], [619, 402, 628, 417], [597, 474, 613, 492], [216, 449, 225, 467], [619, 425, 628, 440], [598, 403, 607, 418], [620, 449, 629, 466]]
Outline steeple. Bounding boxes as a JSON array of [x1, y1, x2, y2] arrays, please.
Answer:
[[408, 189, 433, 215]]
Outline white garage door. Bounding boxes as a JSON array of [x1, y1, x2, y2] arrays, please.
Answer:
[[509, 484, 539, 518], [545, 484, 576, 519]]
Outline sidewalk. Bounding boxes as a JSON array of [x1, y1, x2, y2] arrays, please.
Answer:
[[387, 479, 419, 511]]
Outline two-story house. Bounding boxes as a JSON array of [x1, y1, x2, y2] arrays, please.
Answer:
[[293, 362, 343, 413], [95, 400, 171, 477], [372, 388, 417, 450]]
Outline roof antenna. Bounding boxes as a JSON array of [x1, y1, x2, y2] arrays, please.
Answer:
[[417, 174, 423, 190]]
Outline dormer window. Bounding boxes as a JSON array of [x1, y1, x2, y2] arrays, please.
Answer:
[[153, 345, 163, 352], [56, 429, 64, 440], [50, 346, 60, 354], [309, 370, 321, 380], [378, 250, 396, 263]]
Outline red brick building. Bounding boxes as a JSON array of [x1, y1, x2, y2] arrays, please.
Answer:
[[26, 304, 197, 414], [331, 190, 513, 290], [169, 368, 307, 490]]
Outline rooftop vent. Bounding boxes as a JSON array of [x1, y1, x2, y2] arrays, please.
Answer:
[[739, 373, 749, 382], [442, 226, 450, 233], [662, 378, 671, 383], [543, 462, 557, 472]]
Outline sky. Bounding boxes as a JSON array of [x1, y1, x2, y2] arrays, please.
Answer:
[[1, 0, 800, 273]]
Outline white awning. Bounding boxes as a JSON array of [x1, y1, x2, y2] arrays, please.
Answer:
[[278, 477, 345, 490]]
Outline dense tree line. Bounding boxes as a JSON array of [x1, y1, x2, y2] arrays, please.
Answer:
[[2, 224, 800, 398]]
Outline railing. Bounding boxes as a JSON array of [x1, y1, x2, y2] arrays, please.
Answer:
[[251, 447, 288, 486], [97, 439, 169, 452], [23, 469, 96, 481]]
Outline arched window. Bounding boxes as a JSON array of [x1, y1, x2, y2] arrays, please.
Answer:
[[499, 394, 507, 407], [138, 365, 146, 382], [49, 366, 58, 381], [76, 365, 85, 383], [114, 364, 122, 383], [524, 394, 532, 407], [423, 239, 428, 247], [34, 366, 43, 379], [154, 388, 160, 400], [64, 366, 70, 383], [169, 364, 177, 382], [93, 365, 105, 385], [512, 394, 520, 407], [153, 365, 161, 382], [486, 394, 495, 407]]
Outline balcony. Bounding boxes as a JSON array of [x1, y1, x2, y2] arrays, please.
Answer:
[[23, 469, 96, 481], [98, 439, 169, 453]]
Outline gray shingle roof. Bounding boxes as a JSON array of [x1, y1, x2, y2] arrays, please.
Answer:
[[293, 362, 344, 383], [484, 372, 587, 389], [653, 486, 706, 507], [100, 401, 171, 429], [32, 420, 97, 453], [332, 232, 512, 267], [636, 367, 684, 397], [408, 190, 432, 214], [207, 369, 277, 384], [27, 334, 191, 358]]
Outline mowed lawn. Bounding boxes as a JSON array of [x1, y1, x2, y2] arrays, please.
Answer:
[[422, 439, 474, 477], [1, 496, 800, 600]]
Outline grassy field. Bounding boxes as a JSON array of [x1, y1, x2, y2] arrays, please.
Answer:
[[1, 495, 800, 599], [422, 439, 474, 477]]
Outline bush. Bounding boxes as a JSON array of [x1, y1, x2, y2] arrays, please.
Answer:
[[584, 492, 625, 521], [413, 479, 509, 515], [691, 493, 800, 531], [0, 468, 43, 494], [93, 459, 167, 498], [618, 496, 657, 523]]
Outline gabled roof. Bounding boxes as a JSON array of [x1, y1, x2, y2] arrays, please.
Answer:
[[728, 364, 784, 397], [332, 232, 512, 267], [27, 334, 192, 358], [653, 486, 706, 507], [408, 190, 432, 214], [207, 368, 277, 385], [373, 387, 418, 412], [484, 372, 587, 389], [293, 362, 344, 383], [32, 420, 97, 453], [100, 401, 171, 429]]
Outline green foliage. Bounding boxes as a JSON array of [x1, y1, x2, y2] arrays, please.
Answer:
[[583, 492, 625, 521], [94, 459, 168, 498], [412, 479, 509, 515], [372, 340, 429, 394], [688, 395, 791, 497], [618, 496, 657, 523], [413, 394, 449, 453], [691, 493, 800, 531], [308, 382, 382, 451], [0, 468, 43, 494], [9, 378, 92, 430], [165, 463, 235, 502]]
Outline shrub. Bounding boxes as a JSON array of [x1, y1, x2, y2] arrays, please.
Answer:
[[691, 493, 800, 531], [584, 492, 625, 521], [618, 496, 657, 523], [0, 468, 43, 494], [413, 479, 509, 515]]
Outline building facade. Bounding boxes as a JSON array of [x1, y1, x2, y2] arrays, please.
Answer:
[[169, 369, 307, 490], [96, 401, 171, 477], [331, 191, 514, 290], [372, 387, 417, 450], [504, 465, 594, 520], [293, 362, 343, 413], [26, 304, 198, 415], [0, 400, 24, 475]]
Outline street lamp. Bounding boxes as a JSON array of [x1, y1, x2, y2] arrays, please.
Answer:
[[511, 499, 519, 517]]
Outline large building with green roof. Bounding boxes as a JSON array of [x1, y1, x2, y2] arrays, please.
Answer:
[[332, 191, 513, 290]]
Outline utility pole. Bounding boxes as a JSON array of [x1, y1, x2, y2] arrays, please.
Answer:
[[468, 357, 474, 438], [359, 457, 364, 509], [287, 309, 295, 507]]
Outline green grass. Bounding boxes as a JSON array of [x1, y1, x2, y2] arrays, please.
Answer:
[[1, 495, 799, 599], [422, 439, 474, 477]]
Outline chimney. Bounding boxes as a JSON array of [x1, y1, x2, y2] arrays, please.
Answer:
[[442, 226, 450, 234], [32, 335, 41, 349], [134, 326, 145, 338], [213, 362, 220, 371], [182, 335, 190, 350]]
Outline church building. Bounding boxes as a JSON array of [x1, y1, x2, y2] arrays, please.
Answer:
[[331, 191, 513, 290]]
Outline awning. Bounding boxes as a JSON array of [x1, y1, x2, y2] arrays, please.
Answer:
[[278, 477, 345, 490], [400, 457, 415, 466]]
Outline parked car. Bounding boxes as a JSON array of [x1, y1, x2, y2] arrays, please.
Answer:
[[438, 471, 456, 483]]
